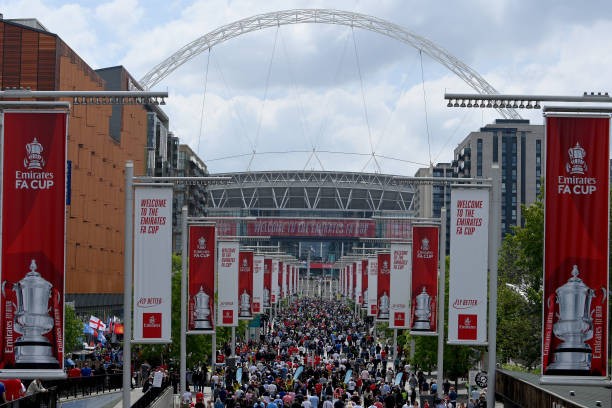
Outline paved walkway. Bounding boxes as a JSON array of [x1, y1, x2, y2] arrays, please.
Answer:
[[111, 387, 146, 408]]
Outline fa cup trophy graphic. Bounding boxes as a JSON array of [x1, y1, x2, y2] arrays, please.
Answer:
[[193, 287, 212, 329], [4, 259, 59, 368], [546, 265, 595, 374], [378, 291, 390, 319], [263, 287, 270, 308], [239, 289, 251, 317], [413, 287, 432, 331]]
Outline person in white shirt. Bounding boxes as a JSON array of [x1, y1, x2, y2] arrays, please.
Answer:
[[181, 388, 192, 407], [322, 396, 334, 408]]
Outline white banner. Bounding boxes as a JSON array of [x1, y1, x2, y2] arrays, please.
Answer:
[[133, 186, 173, 342], [367, 256, 378, 316], [448, 187, 489, 345], [253, 255, 264, 314], [284, 263, 289, 299], [389, 243, 411, 329], [217, 240, 239, 327], [271, 259, 279, 304], [348, 263, 354, 300], [289, 265, 294, 296], [355, 261, 363, 304]]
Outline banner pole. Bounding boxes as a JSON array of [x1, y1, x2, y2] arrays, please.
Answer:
[[122, 161, 134, 408], [180, 206, 188, 394], [231, 327, 236, 357], [392, 329, 398, 370], [436, 207, 447, 400], [487, 166, 500, 408]]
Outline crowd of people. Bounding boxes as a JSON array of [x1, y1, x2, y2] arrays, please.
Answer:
[[179, 298, 486, 408]]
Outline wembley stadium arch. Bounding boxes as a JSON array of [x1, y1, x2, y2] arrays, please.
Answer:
[[141, 9, 503, 272]]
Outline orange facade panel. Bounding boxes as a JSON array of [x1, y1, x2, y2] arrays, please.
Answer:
[[2, 24, 21, 88], [20, 29, 38, 89], [1, 22, 150, 295], [37, 33, 57, 90]]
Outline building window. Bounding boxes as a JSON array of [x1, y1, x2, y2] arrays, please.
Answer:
[[493, 134, 498, 163], [477, 138, 483, 177]]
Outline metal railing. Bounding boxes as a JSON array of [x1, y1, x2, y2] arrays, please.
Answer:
[[0, 386, 58, 408], [0, 373, 172, 408], [51, 372, 124, 399]]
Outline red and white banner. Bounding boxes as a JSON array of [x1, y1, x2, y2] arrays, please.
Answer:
[[347, 263, 354, 300], [448, 187, 489, 345], [188, 224, 215, 333], [278, 261, 284, 299], [542, 114, 609, 379], [238, 251, 254, 320], [217, 240, 239, 327], [253, 255, 264, 314], [133, 186, 173, 342], [410, 224, 439, 335], [215, 220, 238, 237], [389, 243, 411, 329], [271, 259, 280, 304], [383, 219, 413, 240], [376, 253, 391, 322], [246, 218, 376, 238], [289, 265, 295, 296], [284, 263, 289, 297], [361, 259, 368, 308], [0, 110, 67, 373], [263, 258, 272, 308], [367, 256, 378, 316], [355, 261, 363, 304]]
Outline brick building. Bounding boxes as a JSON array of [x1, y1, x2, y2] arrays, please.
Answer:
[[0, 17, 170, 316]]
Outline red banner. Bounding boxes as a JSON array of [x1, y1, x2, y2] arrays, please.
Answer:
[[309, 262, 334, 269], [383, 219, 413, 240], [352, 263, 357, 301], [543, 115, 609, 379], [0, 111, 67, 371], [411, 225, 439, 335], [238, 251, 253, 320], [263, 258, 272, 308], [246, 218, 376, 238], [276, 261, 285, 302], [188, 224, 216, 333], [376, 253, 391, 321], [216, 220, 238, 237], [361, 259, 368, 307]]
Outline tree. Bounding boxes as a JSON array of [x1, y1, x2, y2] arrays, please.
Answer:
[[64, 303, 84, 353], [496, 283, 541, 369], [496, 197, 544, 370]]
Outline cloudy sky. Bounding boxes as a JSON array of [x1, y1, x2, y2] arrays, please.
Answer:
[[2, 0, 612, 175]]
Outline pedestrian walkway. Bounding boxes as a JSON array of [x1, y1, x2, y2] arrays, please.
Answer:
[[111, 387, 145, 408]]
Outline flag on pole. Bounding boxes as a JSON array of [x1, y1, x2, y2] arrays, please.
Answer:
[[89, 315, 107, 331]]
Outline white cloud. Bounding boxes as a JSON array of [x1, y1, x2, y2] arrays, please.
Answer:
[[3, 0, 612, 175]]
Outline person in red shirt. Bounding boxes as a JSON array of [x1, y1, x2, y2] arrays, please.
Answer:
[[2, 378, 25, 401], [68, 364, 82, 378]]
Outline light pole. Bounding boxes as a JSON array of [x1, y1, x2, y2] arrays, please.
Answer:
[[436, 207, 447, 400], [486, 164, 500, 407]]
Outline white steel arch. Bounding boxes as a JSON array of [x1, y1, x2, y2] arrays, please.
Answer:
[[139, 8, 520, 119]]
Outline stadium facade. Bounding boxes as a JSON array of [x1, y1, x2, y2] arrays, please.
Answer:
[[205, 170, 419, 269]]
